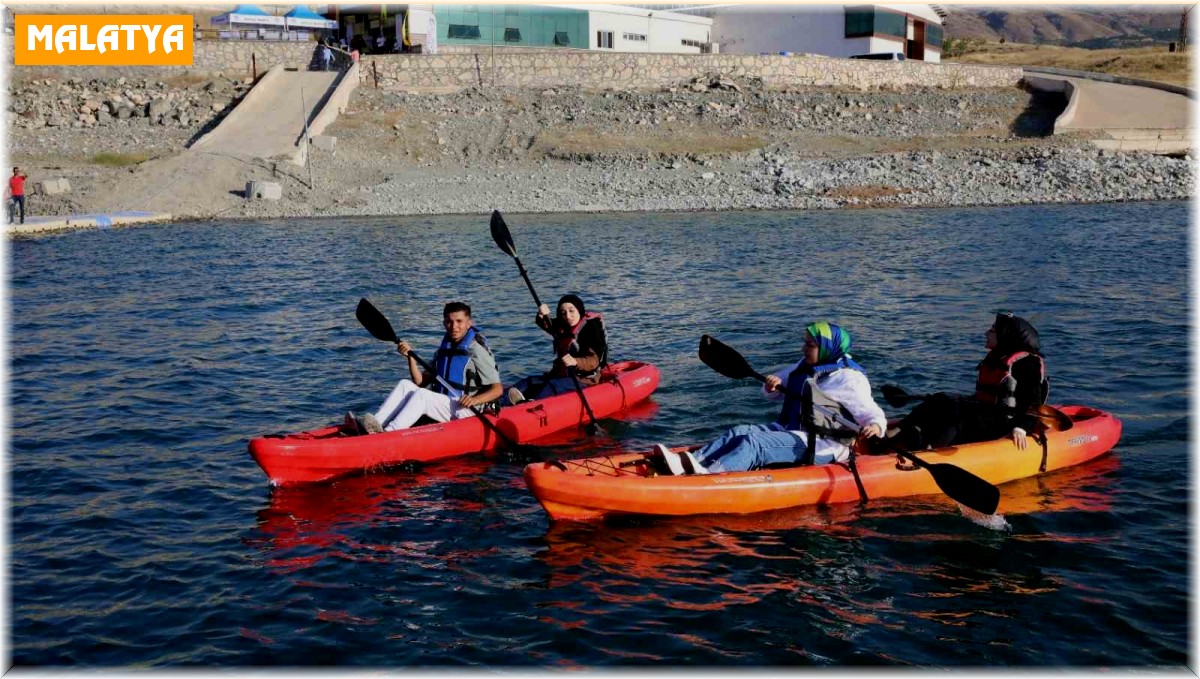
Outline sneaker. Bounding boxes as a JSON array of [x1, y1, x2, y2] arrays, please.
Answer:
[[681, 450, 710, 475], [506, 387, 526, 406], [360, 413, 384, 434], [344, 411, 364, 436], [653, 444, 687, 476]]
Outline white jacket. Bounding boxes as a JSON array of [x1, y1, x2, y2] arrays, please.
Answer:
[[763, 361, 887, 464]]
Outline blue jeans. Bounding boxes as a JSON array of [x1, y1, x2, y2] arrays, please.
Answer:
[[691, 423, 807, 473]]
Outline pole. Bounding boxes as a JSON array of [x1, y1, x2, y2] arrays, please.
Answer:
[[300, 84, 314, 190], [251, 52, 257, 80], [372, 59, 379, 88]]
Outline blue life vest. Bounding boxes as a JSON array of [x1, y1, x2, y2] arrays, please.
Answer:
[[431, 327, 492, 400], [775, 356, 866, 431]]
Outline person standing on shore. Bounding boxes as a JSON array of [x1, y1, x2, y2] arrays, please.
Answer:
[[318, 43, 333, 71], [9, 167, 27, 225]]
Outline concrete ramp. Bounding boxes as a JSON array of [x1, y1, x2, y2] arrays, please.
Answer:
[[1025, 72, 1193, 154], [191, 65, 342, 164]]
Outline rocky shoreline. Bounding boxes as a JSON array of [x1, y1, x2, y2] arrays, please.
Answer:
[[6, 74, 1194, 223]]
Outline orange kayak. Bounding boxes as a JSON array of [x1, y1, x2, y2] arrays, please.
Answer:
[[523, 405, 1121, 521]]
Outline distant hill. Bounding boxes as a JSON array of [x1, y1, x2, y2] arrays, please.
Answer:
[[944, 5, 1186, 48]]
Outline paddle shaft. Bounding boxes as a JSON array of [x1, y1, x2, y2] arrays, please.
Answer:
[[492, 212, 600, 434], [511, 256, 543, 309]]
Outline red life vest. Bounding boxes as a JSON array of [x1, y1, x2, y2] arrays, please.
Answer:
[[553, 312, 605, 377], [974, 351, 1046, 409]]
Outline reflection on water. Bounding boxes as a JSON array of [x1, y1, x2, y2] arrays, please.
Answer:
[[9, 203, 1187, 666]]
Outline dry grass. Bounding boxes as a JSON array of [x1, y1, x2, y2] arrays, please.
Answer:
[[826, 185, 907, 202], [162, 74, 212, 89], [948, 44, 1192, 87], [536, 127, 766, 159], [89, 152, 152, 167], [333, 108, 408, 132]]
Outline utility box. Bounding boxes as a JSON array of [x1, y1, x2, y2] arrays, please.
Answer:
[[39, 179, 71, 195], [246, 181, 282, 200]]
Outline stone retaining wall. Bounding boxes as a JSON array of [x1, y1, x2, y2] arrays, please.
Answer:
[[8, 40, 320, 81], [363, 52, 1023, 92]]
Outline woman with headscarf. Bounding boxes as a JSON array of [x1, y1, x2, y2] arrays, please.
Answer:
[[882, 312, 1048, 452], [506, 294, 608, 405], [652, 322, 887, 476]]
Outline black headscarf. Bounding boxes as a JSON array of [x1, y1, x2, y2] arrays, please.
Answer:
[[557, 294, 585, 317], [983, 312, 1041, 367]]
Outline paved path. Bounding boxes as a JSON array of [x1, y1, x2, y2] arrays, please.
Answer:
[[191, 68, 339, 161], [1028, 74, 1192, 153]]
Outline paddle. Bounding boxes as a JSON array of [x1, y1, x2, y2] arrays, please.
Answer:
[[354, 297, 523, 452], [880, 385, 1073, 432], [489, 209, 601, 436], [698, 334, 1001, 516]]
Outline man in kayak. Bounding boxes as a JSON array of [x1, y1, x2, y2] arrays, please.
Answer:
[[652, 322, 886, 475], [876, 311, 1048, 451], [505, 294, 607, 405], [349, 301, 503, 434]]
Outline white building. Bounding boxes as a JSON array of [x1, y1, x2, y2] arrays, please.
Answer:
[[551, 4, 714, 53], [636, 4, 946, 62]]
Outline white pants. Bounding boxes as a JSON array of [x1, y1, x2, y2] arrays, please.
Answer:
[[374, 379, 473, 432]]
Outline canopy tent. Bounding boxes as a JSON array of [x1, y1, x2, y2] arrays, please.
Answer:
[[211, 4, 285, 28], [284, 6, 336, 30]]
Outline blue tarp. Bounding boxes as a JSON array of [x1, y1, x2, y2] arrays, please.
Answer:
[[230, 4, 270, 16], [284, 6, 326, 20]]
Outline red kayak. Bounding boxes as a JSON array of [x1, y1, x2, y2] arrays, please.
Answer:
[[248, 361, 660, 485]]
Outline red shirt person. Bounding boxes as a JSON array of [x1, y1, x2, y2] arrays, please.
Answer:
[[8, 167, 26, 225]]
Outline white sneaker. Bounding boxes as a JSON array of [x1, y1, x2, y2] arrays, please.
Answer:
[[360, 413, 384, 434], [681, 451, 710, 475], [654, 444, 687, 476], [506, 386, 526, 406]]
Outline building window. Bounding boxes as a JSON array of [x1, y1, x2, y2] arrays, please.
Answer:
[[845, 6, 906, 39], [623, 32, 647, 41], [553, 31, 570, 46], [926, 24, 943, 48], [844, 6, 874, 37], [505, 27, 521, 42], [681, 38, 705, 48], [448, 24, 481, 39], [597, 30, 613, 48]]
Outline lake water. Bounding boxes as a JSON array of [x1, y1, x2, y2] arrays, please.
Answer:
[[9, 202, 1189, 667]]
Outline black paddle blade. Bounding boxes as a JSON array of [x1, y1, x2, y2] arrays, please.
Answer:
[[881, 384, 917, 408], [490, 210, 517, 258], [355, 298, 399, 344], [926, 462, 1001, 515], [1033, 405, 1074, 432], [698, 335, 760, 381]]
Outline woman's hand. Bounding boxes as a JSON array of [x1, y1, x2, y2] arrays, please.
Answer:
[[538, 304, 551, 318], [559, 354, 578, 368], [1011, 427, 1028, 450], [396, 341, 412, 357], [859, 423, 883, 439], [764, 375, 783, 392]]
